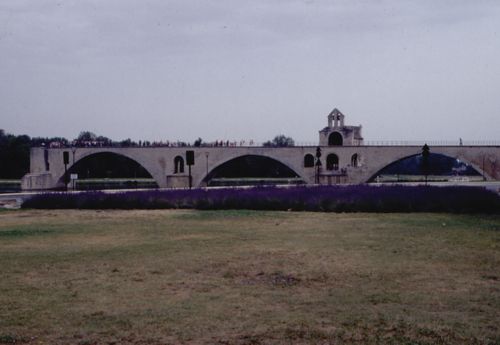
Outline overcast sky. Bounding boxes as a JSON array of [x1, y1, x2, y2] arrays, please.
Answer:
[[1, 0, 499, 143]]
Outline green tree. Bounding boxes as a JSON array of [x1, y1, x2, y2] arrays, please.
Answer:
[[263, 135, 295, 147], [120, 138, 134, 147], [0, 131, 31, 179], [194, 137, 203, 147], [96, 135, 112, 146], [77, 131, 97, 141]]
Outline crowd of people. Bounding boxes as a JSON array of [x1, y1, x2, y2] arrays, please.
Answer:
[[41, 139, 259, 148]]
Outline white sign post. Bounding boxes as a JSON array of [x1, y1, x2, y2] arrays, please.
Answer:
[[70, 174, 78, 190]]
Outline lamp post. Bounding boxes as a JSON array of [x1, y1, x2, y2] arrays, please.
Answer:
[[205, 152, 209, 186], [71, 147, 77, 190], [186, 150, 194, 189], [315, 147, 322, 185], [63, 151, 69, 191], [482, 155, 486, 181], [421, 144, 430, 185]]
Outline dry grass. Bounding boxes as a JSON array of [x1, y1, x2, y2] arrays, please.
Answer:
[[0, 210, 499, 344]]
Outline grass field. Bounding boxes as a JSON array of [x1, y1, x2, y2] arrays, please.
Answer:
[[0, 210, 499, 344]]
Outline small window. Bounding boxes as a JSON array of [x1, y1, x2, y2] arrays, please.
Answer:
[[326, 154, 339, 171], [351, 154, 359, 167], [174, 156, 184, 174], [304, 154, 315, 168], [44, 149, 50, 171]]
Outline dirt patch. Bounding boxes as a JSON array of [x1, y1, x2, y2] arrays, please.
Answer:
[[0, 199, 20, 210], [232, 271, 301, 287]]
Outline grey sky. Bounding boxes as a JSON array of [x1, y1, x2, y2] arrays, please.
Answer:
[[1, 0, 499, 143]]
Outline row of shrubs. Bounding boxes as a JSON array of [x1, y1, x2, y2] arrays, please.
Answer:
[[21, 185, 500, 213]]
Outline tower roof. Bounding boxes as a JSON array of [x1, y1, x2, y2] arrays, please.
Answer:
[[328, 108, 344, 118]]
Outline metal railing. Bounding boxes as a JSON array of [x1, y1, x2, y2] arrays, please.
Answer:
[[363, 140, 500, 146], [258, 140, 500, 147], [294, 140, 500, 147], [37, 139, 500, 149]]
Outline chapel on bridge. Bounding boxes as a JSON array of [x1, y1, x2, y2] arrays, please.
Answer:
[[318, 108, 363, 146]]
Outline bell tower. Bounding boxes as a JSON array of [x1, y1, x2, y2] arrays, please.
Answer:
[[328, 108, 345, 128]]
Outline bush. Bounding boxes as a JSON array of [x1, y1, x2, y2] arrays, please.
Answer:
[[21, 185, 500, 213]]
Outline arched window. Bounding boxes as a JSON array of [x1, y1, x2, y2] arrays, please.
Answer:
[[328, 132, 343, 146], [304, 154, 315, 168], [351, 154, 359, 167], [326, 154, 339, 171], [174, 156, 184, 174]]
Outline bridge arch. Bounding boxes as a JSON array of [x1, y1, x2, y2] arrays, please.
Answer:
[[57, 151, 160, 188], [366, 152, 485, 183], [200, 154, 305, 187]]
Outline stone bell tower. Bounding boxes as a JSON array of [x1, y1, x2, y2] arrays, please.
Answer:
[[319, 108, 363, 146]]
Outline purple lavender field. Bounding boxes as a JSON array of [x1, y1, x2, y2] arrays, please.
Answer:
[[22, 185, 500, 213]]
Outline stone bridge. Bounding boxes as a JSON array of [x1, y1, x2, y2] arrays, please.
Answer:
[[21, 144, 500, 190], [21, 108, 500, 190]]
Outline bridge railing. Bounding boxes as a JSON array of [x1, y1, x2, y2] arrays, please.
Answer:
[[259, 140, 500, 147], [363, 140, 500, 146], [278, 140, 500, 147], [294, 140, 500, 147], [36, 140, 500, 149]]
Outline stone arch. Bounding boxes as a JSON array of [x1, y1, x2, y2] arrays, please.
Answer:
[[304, 154, 315, 168], [326, 153, 339, 171], [57, 151, 160, 188], [200, 154, 305, 187], [351, 153, 359, 167], [366, 152, 486, 182], [328, 132, 343, 146], [174, 156, 185, 174]]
